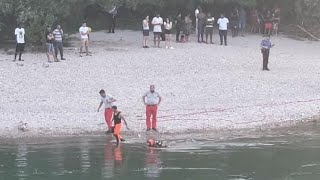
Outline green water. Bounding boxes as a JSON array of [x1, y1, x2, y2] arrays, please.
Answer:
[[1, 125, 320, 180]]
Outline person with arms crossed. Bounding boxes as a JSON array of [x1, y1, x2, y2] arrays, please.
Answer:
[[14, 24, 25, 61], [142, 85, 162, 132], [164, 18, 174, 49], [46, 25, 59, 63], [53, 24, 66, 60], [151, 14, 163, 48], [217, 13, 229, 46], [205, 13, 215, 44], [79, 22, 90, 57], [98, 89, 117, 133], [142, 16, 150, 48]]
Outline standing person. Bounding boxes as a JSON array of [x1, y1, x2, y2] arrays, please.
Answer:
[[97, 89, 117, 133], [260, 36, 274, 71], [238, 7, 247, 37], [108, 5, 118, 33], [164, 18, 174, 49], [264, 10, 272, 37], [230, 9, 239, 37], [197, 9, 206, 43], [195, 6, 200, 36], [79, 22, 90, 57], [151, 13, 163, 48], [14, 24, 25, 61], [53, 25, 66, 60], [175, 13, 183, 42], [46, 26, 59, 63], [111, 106, 129, 145], [205, 13, 215, 44], [142, 85, 162, 132], [142, 16, 150, 48], [217, 13, 229, 46], [184, 14, 192, 42]]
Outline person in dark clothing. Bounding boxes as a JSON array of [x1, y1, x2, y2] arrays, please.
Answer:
[[111, 106, 129, 145], [175, 13, 183, 42], [230, 9, 239, 37], [108, 5, 118, 33], [205, 13, 215, 44], [197, 10, 206, 43], [260, 36, 274, 71]]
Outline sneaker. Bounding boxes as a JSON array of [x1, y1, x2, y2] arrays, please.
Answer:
[[143, 46, 146, 48], [152, 128, 158, 132], [146, 128, 151, 132], [169, 46, 175, 49], [121, 139, 126, 142], [145, 46, 149, 48], [48, 61, 53, 63], [54, 60, 60, 62], [61, 58, 66, 60]]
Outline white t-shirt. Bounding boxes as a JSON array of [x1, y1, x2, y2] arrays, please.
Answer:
[[15, 28, 25, 44], [142, 19, 149, 30], [79, 26, 89, 39], [101, 94, 114, 109], [217, 17, 229, 30], [164, 22, 172, 30], [144, 91, 161, 105], [152, 17, 163, 33], [195, 9, 200, 21]]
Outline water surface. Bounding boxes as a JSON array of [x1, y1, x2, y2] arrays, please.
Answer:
[[1, 124, 320, 180]]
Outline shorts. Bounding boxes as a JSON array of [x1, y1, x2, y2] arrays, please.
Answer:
[[205, 27, 214, 34], [81, 38, 89, 45], [46, 43, 54, 53], [153, 32, 161, 36], [265, 23, 272, 30], [239, 19, 246, 29], [16, 43, 25, 52], [164, 29, 171, 34], [143, 30, 149, 36]]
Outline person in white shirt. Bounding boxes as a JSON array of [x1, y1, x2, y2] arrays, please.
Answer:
[[152, 14, 163, 48], [217, 14, 229, 46], [195, 6, 200, 36], [14, 24, 25, 61], [164, 18, 174, 49], [142, 16, 150, 48], [98, 89, 117, 133], [142, 85, 162, 132], [79, 22, 90, 57]]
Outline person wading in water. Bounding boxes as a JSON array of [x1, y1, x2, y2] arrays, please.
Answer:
[[111, 106, 129, 145]]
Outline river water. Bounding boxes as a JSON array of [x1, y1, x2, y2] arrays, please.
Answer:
[[1, 123, 320, 180]]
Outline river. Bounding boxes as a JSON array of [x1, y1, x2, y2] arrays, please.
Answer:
[[1, 123, 320, 180]]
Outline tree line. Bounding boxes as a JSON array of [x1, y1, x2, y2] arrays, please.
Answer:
[[0, 0, 319, 45]]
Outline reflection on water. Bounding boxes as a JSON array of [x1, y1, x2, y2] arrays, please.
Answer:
[[145, 148, 162, 178], [16, 144, 28, 180], [1, 124, 320, 180]]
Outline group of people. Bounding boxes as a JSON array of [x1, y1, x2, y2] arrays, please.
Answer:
[[97, 85, 162, 145], [142, 13, 194, 49]]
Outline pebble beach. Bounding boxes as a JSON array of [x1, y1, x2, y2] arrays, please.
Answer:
[[0, 30, 320, 138]]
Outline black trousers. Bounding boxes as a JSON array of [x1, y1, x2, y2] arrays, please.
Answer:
[[176, 27, 181, 41], [219, 30, 228, 45], [54, 41, 63, 59], [197, 24, 205, 42], [262, 49, 270, 69], [108, 15, 116, 32]]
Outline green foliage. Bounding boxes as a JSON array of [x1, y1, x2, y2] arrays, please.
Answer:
[[0, 0, 319, 44]]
